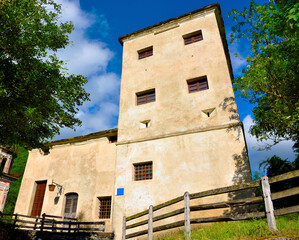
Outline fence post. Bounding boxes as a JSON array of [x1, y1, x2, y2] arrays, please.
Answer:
[[40, 213, 45, 232], [33, 216, 39, 230], [184, 192, 191, 240], [13, 213, 18, 228], [76, 222, 80, 233], [261, 175, 277, 232], [122, 216, 126, 240], [52, 219, 56, 232], [148, 205, 153, 240], [68, 220, 71, 233]]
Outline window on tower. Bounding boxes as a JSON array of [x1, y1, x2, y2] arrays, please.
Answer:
[[136, 89, 156, 105], [183, 30, 203, 45], [187, 76, 209, 93], [134, 162, 153, 181], [138, 46, 153, 59]]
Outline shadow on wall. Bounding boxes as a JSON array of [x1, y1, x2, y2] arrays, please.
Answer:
[[219, 97, 242, 140], [224, 147, 256, 216]]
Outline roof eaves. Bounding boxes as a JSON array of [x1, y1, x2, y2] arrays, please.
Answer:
[[48, 128, 118, 147], [118, 3, 220, 45]]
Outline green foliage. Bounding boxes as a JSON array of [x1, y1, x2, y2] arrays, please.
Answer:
[[155, 213, 299, 239], [259, 155, 298, 209], [228, 0, 299, 151], [3, 146, 28, 214], [259, 155, 295, 176], [0, 0, 90, 149]]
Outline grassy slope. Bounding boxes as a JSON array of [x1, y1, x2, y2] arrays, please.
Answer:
[[3, 146, 28, 214], [155, 214, 299, 240]]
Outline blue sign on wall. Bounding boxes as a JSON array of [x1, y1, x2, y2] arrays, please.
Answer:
[[116, 188, 124, 196]]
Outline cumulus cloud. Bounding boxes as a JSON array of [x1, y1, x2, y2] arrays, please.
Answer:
[[53, 0, 114, 76], [242, 115, 296, 173], [51, 0, 120, 140]]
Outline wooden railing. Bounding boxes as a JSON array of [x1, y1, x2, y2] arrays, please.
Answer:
[[0, 212, 105, 233], [122, 170, 299, 240]]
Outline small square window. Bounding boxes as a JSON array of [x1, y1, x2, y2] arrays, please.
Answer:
[[136, 89, 155, 105], [138, 46, 153, 59], [108, 135, 117, 143], [187, 76, 208, 93], [134, 162, 153, 181], [98, 197, 112, 219], [183, 30, 203, 45]]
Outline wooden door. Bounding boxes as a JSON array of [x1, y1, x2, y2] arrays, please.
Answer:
[[31, 181, 47, 216], [64, 194, 78, 218]]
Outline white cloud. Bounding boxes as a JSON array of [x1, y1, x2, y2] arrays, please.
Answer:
[[56, 0, 94, 29], [243, 115, 296, 173], [82, 73, 120, 109], [52, 0, 114, 76], [50, 0, 120, 140]]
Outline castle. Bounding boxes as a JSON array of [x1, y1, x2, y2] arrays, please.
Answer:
[[14, 4, 251, 239]]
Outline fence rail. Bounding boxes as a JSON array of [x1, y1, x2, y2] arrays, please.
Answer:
[[0, 212, 105, 233], [123, 169, 299, 240]]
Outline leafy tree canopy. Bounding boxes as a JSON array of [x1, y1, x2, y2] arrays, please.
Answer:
[[229, 0, 299, 151], [0, 0, 90, 149]]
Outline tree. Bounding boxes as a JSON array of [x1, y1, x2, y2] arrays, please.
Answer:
[[259, 155, 298, 209], [228, 0, 299, 151], [0, 0, 89, 149]]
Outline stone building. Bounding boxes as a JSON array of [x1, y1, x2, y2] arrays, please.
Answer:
[[14, 4, 251, 239], [0, 147, 18, 212]]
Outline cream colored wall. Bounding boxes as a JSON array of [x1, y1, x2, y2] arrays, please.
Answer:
[[14, 137, 116, 231], [113, 127, 251, 239], [14, 6, 252, 240], [113, 8, 251, 240], [118, 9, 238, 143]]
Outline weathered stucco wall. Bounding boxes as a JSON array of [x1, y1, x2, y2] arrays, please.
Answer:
[[14, 137, 117, 231], [117, 8, 237, 143], [113, 6, 251, 239], [14, 4, 252, 240]]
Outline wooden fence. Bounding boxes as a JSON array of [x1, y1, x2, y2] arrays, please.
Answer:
[[122, 170, 299, 240], [0, 212, 105, 233]]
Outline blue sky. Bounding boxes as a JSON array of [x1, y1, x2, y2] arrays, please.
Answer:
[[52, 0, 296, 173]]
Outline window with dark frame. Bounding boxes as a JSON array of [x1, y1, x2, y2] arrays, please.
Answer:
[[183, 30, 203, 45], [138, 46, 153, 59], [134, 162, 153, 181], [64, 193, 78, 219], [187, 76, 209, 93], [98, 197, 112, 219], [136, 89, 155, 105]]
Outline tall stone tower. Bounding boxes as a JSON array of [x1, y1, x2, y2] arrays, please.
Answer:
[[113, 4, 251, 238]]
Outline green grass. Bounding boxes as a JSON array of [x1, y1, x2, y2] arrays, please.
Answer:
[[155, 213, 299, 240], [3, 146, 28, 215]]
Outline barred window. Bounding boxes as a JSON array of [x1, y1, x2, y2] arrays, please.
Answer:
[[138, 46, 153, 59], [134, 162, 153, 181], [187, 76, 208, 93], [98, 197, 112, 219], [136, 89, 155, 105], [183, 30, 203, 45]]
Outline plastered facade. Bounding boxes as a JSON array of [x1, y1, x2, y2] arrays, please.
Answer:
[[0, 148, 15, 212], [15, 4, 252, 240], [14, 137, 117, 232]]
